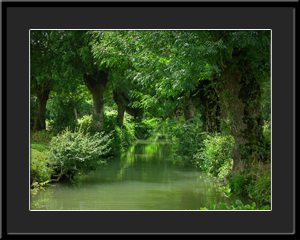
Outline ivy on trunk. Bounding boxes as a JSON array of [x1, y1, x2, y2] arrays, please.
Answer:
[[215, 63, 265, 180]]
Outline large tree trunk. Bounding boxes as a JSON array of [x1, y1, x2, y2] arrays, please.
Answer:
[[113, 89, 128, 125], [183, 98, 196, 121], [33, 88, 51, 132], [84, 71, 108, 131], [117, 103, 126, 125], [214, 63, 265, 180]]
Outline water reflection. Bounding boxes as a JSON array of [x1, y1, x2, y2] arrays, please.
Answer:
[[31, 140, 250, 210]]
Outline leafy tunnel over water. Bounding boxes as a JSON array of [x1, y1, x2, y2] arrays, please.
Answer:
[[31, 139, 250, 210]]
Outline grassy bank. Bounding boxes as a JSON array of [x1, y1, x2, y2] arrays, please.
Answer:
[[30, 132, 53, 185], [162, 117, 271, 210]]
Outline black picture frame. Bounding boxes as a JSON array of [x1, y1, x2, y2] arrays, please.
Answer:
[[2, 1, 298, 238]]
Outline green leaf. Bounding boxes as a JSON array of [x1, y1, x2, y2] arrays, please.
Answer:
[[210, 204, 216, 210], [235, 199, 242, 206]]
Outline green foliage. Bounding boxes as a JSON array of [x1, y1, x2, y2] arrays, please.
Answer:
[[199, 198, 270, 210], [30, 148, 53, 183], [218, 200, 257, 210], [103, 111, 136, 156], [30, 97, 38, 130], [263, 120, 271, 147], [31, 198, 49, 209], [261, 78, 271, 120], [228, 174, 249, 196], [165, 117, 206, 164], [48, 127, 112, 181], [30, 31, 271, 207], [78, 114, 94, 133], [244, 162, 271, 204], [220, 184, 233, 197], [199, 184, 270, 210], [78, 111, 137, 156], [31, 180, 50, 197], [214, 199, 270, 210], [133, 118, 161, 140], [227, 162, 271, 205], [46, 96, 82, 135], [31, 142, 50, 152], [200, 199, 271, 210], [192, 132, 234, 177], [30, 130, 54, 143], [30, 180, 50, 209]]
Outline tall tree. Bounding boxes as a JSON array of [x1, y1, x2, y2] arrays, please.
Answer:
[[50, 30, 111, 131], [90, 30, 145, 124], [90, 30, 271, 179], [30, 30, 55, 132], [203, 30, 271, 177]]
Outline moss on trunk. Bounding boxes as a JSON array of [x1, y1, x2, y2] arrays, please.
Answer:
[[184, 98, 196, 122], [214, 63, 265, 180]]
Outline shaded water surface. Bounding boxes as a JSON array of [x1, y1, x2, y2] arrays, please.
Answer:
[[32, 140, 250, 210]]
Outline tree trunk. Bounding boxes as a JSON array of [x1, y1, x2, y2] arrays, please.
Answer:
[[174, 106, 183, 121], [183, 98, 196, 121], [33, 88, 51, 132], [113, 89, 128, 125], [84, 71, 108, 131], [74, 109, 78, 125], [126, 105, 143, 120], [117, 104, 126, 124], [206, 97, 219, 133], [214, 64, 265, 179]]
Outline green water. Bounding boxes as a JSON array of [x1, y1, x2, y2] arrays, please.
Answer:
[[31, 140, 250, 210]]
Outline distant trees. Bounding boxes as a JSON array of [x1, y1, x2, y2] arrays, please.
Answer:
[[90, 30, 271, 177]]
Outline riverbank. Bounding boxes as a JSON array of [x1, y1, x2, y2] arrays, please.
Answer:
[[160, 118, 271, 210], [30, 130, 270, 210], [31, 140, 252, 210]]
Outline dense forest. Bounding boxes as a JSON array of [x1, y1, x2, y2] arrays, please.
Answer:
[[30, 30, 271, 210]]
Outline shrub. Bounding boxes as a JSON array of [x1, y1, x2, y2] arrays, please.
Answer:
[[48, 127, 112, 181], [133, 118, 161, 140], [30, 148, 53, 184], [78, 114, 93, 134], [78, 111, 136, 156], [31, 130, 54, 143], [103, 111, 136, 156], [46, 96, 83, 135], [244, 162, 271, 204], [228, 174, 249, 196], [200, 199, 271, 210], [166, 117, 206, 163], [192, 132, 234, 177], [30, 180, 51, 209]]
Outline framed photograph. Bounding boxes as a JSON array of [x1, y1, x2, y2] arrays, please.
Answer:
[[2, 1, 297, 238]]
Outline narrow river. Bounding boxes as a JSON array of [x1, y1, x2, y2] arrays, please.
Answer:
[[31, 139, 250, 210]]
